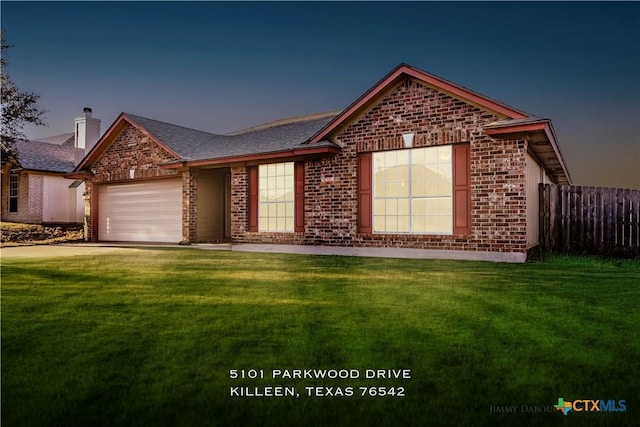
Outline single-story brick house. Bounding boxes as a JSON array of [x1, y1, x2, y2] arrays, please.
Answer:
[[1, 109, 101, 224], [69, 64, 571, 262]]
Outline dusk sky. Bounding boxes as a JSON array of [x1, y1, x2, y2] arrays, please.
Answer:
[[2, 1, 639, 188]]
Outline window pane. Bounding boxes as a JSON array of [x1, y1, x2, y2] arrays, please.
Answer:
[[385, 183, 397, 198], [284, 162, 294, 176], [374, 216, 385, 232], [438, 146, 451, 162], [412, 199, 425, 215], [258, 162, 294, 232], [398, 215, 410, 233], [372, 146, 453, 235], [424, 147, 438, 164], [386, 215, 397, 232], [386, 199, 397, 215], [425, 178, 438, 197], [437, 197, 452, 215], [413, 216, 426, 233], [398, 198, 409, 215], [396, 150, 409, 167], [374, 173, 386, 197]]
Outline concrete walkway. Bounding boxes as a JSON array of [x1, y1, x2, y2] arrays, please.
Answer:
[[2, 242, 525, 263], [231, 244, 525, 263]]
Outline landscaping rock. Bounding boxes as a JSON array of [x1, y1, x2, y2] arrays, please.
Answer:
[[1, 223, 84, 246]]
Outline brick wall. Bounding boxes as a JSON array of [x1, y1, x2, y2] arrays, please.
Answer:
[[230, 166, 248, 240], [236, 78, 528, 254], [84, 124, 181, 241], [91, 125, 179, 184], [182, 169, 197, 243], [1, 168, 44, 224], [83, 182, 93, 240]]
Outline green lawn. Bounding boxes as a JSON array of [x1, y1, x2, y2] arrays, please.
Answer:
[[2, 249, 639, 426]]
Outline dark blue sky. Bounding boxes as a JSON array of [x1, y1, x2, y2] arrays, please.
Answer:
[[3, 1, 639, 188]]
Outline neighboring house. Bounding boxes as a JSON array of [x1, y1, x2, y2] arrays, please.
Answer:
[[69, 64, 571, 262], [1, 109, 101, 224]]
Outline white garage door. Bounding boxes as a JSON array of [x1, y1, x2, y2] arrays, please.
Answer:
[[99, 179, 182, 243]]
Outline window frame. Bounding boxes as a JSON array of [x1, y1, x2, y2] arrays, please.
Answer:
[[372, 145, 453, 235], [258, 162, 295, 233], [8, 173, 18, 213]]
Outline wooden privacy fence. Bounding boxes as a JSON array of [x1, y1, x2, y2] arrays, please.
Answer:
[[539, 184, 640, 257]]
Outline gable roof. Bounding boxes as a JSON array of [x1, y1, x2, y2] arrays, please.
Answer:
[[12, 135, 77, 173], [305, 63, 571, 184], [73, 63, 570, 184], [124, 113, 231, 159], [129, 112, 339, 161], [307, 63, 529, 145], [76, 111, 340, 171]]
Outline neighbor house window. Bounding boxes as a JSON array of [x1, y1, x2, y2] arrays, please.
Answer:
[[9, 173, 18, 213], [258, 162, 294, 232], [373, 145, 452, 234]]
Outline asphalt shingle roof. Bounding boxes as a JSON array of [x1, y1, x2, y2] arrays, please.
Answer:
[[125, 113, 339, 162], [13, 135, 77, 173]]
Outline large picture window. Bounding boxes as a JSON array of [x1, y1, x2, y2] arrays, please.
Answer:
[[258, 162, 294, 232], [373, 146, 452, 234]]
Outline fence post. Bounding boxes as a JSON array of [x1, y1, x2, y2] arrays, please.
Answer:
[[632, 190, 640, 248], [604, 188, 613, 254], [549, 184, 556, 251], [539, 183, 548, 251]]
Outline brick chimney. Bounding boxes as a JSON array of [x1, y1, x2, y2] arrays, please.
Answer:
[[75, 107, 101, 165]]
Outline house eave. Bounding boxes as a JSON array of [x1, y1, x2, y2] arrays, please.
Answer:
[[10, 166, 73, 176], [484, 120, 572, 185], [64, 170, 93, 180], [160, 146, 341, 169]]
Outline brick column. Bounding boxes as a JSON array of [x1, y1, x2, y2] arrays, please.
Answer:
[[83, 181, 93, 241], [230, 166, 248, 241], [182, 170, 197, 243]]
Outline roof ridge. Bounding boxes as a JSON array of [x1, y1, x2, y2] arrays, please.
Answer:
[[124, 113, 225, 137], [228, 110, 342, 136], [33, 132, 75, 145]]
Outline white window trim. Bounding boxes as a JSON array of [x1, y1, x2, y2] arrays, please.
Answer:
[[258, 162, 295, 233]]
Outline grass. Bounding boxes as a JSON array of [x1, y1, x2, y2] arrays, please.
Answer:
[[2, 249, 639, 426]]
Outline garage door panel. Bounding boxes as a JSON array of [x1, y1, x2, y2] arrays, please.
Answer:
[[99, 179, 182, 243]]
